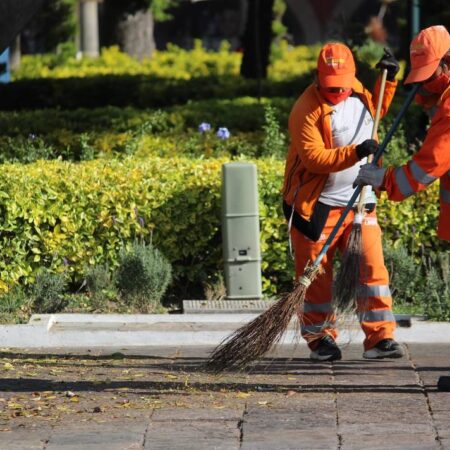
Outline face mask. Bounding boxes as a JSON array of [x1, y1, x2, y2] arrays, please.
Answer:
[[415, 93, 439, 119], [415, 92, 440, 109], [422, 72, 450, 95], [319, 87, 352, 105]]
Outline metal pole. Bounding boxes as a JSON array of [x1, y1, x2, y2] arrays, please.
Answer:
[[411, 0, 420, 40], [79, 0, 101, 57]]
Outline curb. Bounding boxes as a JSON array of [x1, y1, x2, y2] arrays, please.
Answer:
[[1, 314, 450, 350]]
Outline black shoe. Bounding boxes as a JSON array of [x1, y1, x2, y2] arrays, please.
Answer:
[[310, 335, 342, 361], [363, 339, 405, 359]]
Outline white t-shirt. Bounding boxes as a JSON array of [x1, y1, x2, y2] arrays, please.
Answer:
[[319, 94, 376, 207]]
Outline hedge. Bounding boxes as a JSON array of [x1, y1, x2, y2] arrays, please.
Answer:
[[0, 97, 292, 136], [0, 74, 312, 111], [0, 156, 442, 296], [13, 42, 319, 81]]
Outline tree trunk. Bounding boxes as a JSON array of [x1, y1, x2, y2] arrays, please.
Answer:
[[101, 0, 155, 60], [10, 35, 21, 70], [118, 9, 155, 60], [79, 0, 101, 57], [240, 0, 274, 79]]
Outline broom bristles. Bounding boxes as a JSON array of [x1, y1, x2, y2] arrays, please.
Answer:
[[333, 223, 362, 315], [205, 264, 320, 373]]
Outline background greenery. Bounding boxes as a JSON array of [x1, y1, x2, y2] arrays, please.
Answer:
[[0, 42, 447, 322]]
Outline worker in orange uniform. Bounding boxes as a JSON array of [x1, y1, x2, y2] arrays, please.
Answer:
[[355, 25, 450, 242], [283, 42, 404, 361]]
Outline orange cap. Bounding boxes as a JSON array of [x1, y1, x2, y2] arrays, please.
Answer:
[[317, 43, 356, 88], [405, 25, 450, 84]]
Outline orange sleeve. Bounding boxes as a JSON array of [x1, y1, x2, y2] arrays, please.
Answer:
[[372, 78, 397, 119], [289, 101, 359, 175], [383, 100, 450, 201]]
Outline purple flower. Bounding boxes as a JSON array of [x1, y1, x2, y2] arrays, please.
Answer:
[[198, 122, 211, 134], [216, 127, 230, 140], [138, 216, 145, 228]]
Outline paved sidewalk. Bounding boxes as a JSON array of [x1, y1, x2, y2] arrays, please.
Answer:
[[0, 343, 449, 449]]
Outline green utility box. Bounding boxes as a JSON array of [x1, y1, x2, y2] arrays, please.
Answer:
[[222, 162, 262, 299]]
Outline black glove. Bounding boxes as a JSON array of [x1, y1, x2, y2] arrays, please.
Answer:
[[364, 203, 376, 213], [356, 139, 378, 159], [375, 47, 400, 81]]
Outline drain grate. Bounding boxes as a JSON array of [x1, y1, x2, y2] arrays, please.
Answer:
[[183, 300, 412, 326], [182, 299, 275, 314]]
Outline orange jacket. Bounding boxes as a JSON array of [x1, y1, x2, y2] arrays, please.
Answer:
[[383, 86, 450, 241], [283, 76, 397, 220]]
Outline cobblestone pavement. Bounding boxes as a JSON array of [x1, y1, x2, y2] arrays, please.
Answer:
[[0, 343, 449, 449]]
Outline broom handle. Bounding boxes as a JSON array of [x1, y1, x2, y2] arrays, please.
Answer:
[[311, 82, 420, 269], [356, 69, 388, 215]]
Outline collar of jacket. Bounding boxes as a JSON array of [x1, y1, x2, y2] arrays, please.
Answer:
[[313, 78, 366, 113], [438, 84, 450, 105]]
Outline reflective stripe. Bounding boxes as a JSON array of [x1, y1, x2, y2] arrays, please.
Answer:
[[358, 284, 391, 298], [409, 160, 436, 185], [303, 302, 333, 313], [441, 185, 450, 204], [301, 321, 335, 334], [394, 167, 415, 197], [358, 310, 396, 323]]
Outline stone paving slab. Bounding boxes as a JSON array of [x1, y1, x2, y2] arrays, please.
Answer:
[[241, 428, 338, 450], [46, 420, 148, 450], [144, 420, 240, 449], [0, 426, 52, 449], [340, 433, 439, 450], [0, 343, 449, 449]]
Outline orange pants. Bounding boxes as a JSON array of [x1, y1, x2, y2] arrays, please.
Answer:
[[291, 207, 396, 351]]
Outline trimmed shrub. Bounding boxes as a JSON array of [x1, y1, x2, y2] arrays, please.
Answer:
[[13, 43, 242, 80], [116, 242, 172, 312], [261, 103, 286, 158], [0, 75, 310, 111], [0, 156, 444, 299], [84, 264, 116, 310], [0, 286, 31, 324], [13, 42, 322, 82], [384, 243, 450, 319], [31, 269, 68, 313]]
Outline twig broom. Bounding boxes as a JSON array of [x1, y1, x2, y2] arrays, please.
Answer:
[[333, 69, 388, 314], [206, 83, 420, 373]]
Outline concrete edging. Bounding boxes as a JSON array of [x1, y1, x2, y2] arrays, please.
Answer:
[[0, 314, 449, 349]]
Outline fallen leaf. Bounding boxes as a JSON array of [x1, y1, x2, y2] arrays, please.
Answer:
[[257, 401, 269, 405], [7, 402, 23, 410], [286, 390, 297, 397], [164, 374, 177, 380], [236, 392, 251, 399]]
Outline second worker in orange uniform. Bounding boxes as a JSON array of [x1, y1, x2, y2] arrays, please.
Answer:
[[282, 42, 404, 360]]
